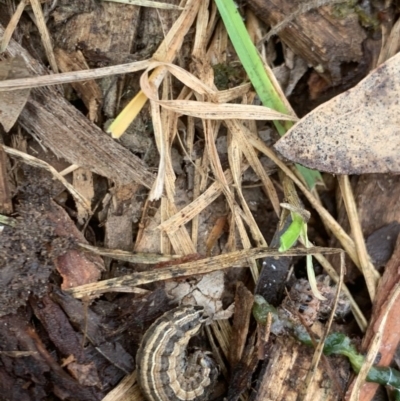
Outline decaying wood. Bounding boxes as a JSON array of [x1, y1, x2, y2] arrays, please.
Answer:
[[51, 1, 140, 55], [254, 336, 350, 401], [48, 200, 104, 289], [0, 313, 104, 400], [0, 24, 155, 189], [54, 48, 103, 122], [50, 0, 141, 116], [246, 0, 367, 84], [345, 236, 400, 401], [230, 282, 254, 366], [72, 167, 94, 223]]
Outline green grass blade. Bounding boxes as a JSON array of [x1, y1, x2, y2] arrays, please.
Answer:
[[214, 0, 322, 188]]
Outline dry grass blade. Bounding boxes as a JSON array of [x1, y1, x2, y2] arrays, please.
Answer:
[[157, 165, 247, 233], [0, 0, 26, 52], [147, 94, 165, 200], [338, 175, 380, 301], [140, 62, 296, 121], [161, 198, 197, 255], [67, 246, 341, 298], [102, 0, 184, 10], [226, 123, 268, 251], [201, 117, 261, 282], [226, 119, 280, 215], [216, 83, 253, 103], [2, 145, 91, 215], [59, 164, 79, 176], [78, 243, 182, 264], [0, 59, 151, 91], [207, 321, 231, 376], [29, 0, 58, 73], [108, 0, 202, 138]]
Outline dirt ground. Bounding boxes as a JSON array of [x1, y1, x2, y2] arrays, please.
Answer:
[[0, 0, 400, 400]]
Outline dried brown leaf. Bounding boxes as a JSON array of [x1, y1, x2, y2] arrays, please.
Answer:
[[274, 53, 400, 174]]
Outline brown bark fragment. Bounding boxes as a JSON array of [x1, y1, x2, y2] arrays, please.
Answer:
[[46, 201, 103, 289], [230, 282, 254, 366], [51, 1, 141, 117], [30, 295, 85, 363], [247, 0, 367, 84], [346, 236, 400, 401], [51, 1, 140, 55], [0, 313, 102, 400], [0, 146, 12, 214], [54, 49, 103, 122], [254, 337, 349, 401]]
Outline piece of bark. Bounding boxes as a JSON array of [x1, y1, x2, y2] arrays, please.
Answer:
[[246, 0, 367, 84], [50, 287, 106, 345], [0, 24, 155, 189], [105, 215, 133, 251], [54, 49, 103, 122], [0, 146, 12, 214], [354, 175, 400, 237], [227, 334, 258, 401], [51, 1, 140, 54], [230, 282, 254, 366], [0, 312, 103, 400], [252, 337, 349, 401], [72, 167, 95, 223], [345, 235, 400, 401], [30, 295, 86, 363], [51, 287, 135, 374], [103, 184, 140, 255], [51, 0, 141, 116], [48, 201, 104, 289]]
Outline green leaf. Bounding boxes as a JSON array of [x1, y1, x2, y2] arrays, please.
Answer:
[[214, 0, 322, 188], [278, 213, 304, 252]]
